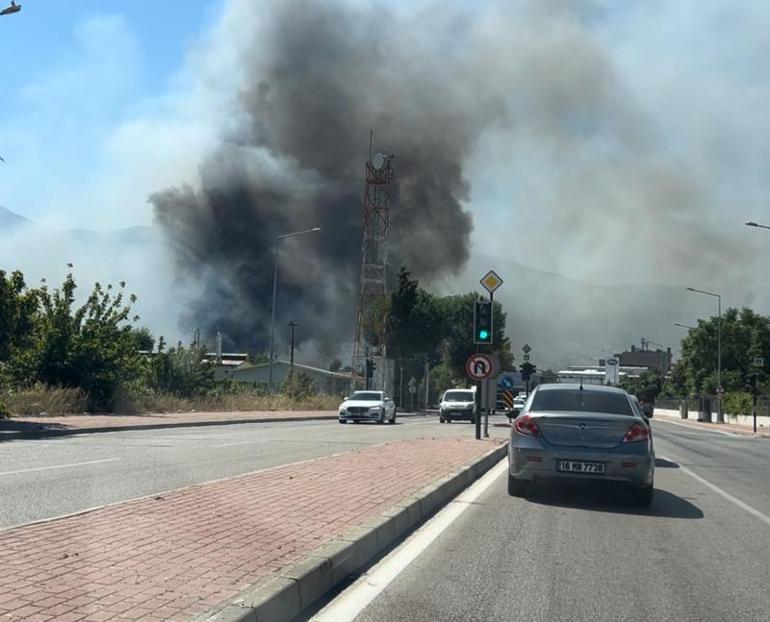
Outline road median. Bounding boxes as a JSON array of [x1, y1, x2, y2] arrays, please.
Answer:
[[0, 436, 506, 621]]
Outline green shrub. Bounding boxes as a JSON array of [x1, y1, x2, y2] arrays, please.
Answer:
[[724, 391, 753, 417], [280, 371, 316, 400]]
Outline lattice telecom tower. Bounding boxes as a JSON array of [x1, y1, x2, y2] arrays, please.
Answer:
[[351, 137, 394, 391]]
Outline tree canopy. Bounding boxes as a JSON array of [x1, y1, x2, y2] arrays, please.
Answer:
[[386, 267, 514, 393], [665, 307, 770, 396]]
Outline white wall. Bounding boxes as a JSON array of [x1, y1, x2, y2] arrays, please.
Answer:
[[655, 408, 769, 429]]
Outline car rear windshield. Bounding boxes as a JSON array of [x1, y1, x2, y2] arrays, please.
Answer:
[[529, 389, 633, 415], [352, 392, 382, 401], [444, 391, 474, 402]]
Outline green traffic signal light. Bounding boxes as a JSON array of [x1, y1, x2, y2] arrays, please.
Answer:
[[479, 329, 489, 340]]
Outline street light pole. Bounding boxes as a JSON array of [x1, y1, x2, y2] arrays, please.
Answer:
[[745, 221, 770, 230], [268, 227, 321, 392], [686, 287, 723, 423], [674, 323, 696, 330], [288, 321, 298, 370]]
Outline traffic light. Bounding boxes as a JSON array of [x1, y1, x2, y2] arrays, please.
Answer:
[[520, 362, 536, 382], [366, 359, 376, 379], [474, 300, 493, 344]]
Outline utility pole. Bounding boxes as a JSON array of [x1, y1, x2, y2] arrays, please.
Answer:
[[268, 227, 321, 392], [288, 321, 298, 370], [424, 355, 430, 411]]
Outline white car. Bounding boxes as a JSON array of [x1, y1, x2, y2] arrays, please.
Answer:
[[513, 395, 527, 411], [338, 391, 396, 424], [439, 388, 476, 423]]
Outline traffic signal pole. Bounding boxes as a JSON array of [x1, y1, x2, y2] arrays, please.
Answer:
[[483, 292, 493, 439], [475, 379, 482, 440]]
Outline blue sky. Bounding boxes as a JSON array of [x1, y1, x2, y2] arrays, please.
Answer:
[[0, 0, 223, 226]]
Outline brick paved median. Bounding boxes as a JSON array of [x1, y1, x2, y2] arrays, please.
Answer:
[[0, 437, 502, 621]]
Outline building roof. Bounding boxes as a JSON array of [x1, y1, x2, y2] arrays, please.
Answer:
[[231, 359, 349, 379]]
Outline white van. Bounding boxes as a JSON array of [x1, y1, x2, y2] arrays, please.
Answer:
[[439, 388, 476, 423]]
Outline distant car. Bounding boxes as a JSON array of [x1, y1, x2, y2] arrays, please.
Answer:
[[508, 383, 655, 505], [439, 388, 476, 423], [338, 391, 396, 424]]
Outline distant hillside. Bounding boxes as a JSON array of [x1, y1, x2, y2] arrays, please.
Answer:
[[453, 252, 768, 371], [0, 207, 178, 342], [0, 205, 31, 230]]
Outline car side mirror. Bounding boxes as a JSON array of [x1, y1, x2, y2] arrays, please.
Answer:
[[343, 396, 349, 401]]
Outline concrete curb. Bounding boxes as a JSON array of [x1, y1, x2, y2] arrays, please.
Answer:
[[0, 410, 436, 442], [654, 411, 770, 438], [0, 414, 339, 441], [200, 441, 508, 622]]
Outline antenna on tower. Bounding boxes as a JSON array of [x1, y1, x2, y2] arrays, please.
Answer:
[[368, 129, 374, 162]]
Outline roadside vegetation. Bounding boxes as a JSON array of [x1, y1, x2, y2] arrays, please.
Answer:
[[622, 308, 770, 416], [386, 267, 514, 403], [0, 268, 338, 417]]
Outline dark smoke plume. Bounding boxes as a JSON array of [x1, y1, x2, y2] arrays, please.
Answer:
[[151, 0, 500, 355]]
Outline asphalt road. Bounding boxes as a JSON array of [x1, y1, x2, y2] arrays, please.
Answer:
[[320, 418, 770, 622], [0, 414, 507, 529]]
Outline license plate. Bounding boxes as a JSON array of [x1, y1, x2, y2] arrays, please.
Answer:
[[557, 460, 606, 474]]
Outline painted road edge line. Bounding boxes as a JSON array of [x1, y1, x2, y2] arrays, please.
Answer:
[[0, 458, 120, 476], [661, 454, 770, 528], [199, 442, 508, 622], [654, 417, 749, 438], [312, 459, 508, 622]]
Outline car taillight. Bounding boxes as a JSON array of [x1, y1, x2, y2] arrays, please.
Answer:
[[514, 415, 540, 437], [622, 422, 651, 443]]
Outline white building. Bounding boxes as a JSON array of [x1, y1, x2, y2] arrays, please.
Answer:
[[557, 363, 648, 386], [222, 359, 349, 395]]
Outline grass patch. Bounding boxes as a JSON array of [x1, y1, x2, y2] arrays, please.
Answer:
[[4, 384, 340, 416], [117, 392, 340, 415], [5, 383, 89, 416]]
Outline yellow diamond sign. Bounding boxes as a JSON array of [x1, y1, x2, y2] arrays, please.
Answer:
[[480, 270, 503, 294]]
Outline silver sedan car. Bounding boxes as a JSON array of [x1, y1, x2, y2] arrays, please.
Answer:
[[508, 383, 654, 505]]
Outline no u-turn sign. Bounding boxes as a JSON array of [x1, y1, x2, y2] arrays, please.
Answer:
[[465, 353, 498, 381]]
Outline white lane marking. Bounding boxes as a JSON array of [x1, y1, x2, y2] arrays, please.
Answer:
[[0, 458, 120, 476], [661, 454, 770, 528], [655, 418, 752, 438], [312, 458, 508, 622]]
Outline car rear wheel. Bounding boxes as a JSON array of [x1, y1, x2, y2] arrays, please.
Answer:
[[508, 474, 527, 497], [389, 411, 396, 424], [339, 419, 347, 424], [378, 412, 385, 424], [631, 484, 653, 506], [439, 416, 445, 423]]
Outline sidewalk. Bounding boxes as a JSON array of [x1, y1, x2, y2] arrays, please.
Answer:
[[654, 409, 770, 437], [0, 436, 504, 621], [0, 410, 439, 440], [0, 410, 339, 440]]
